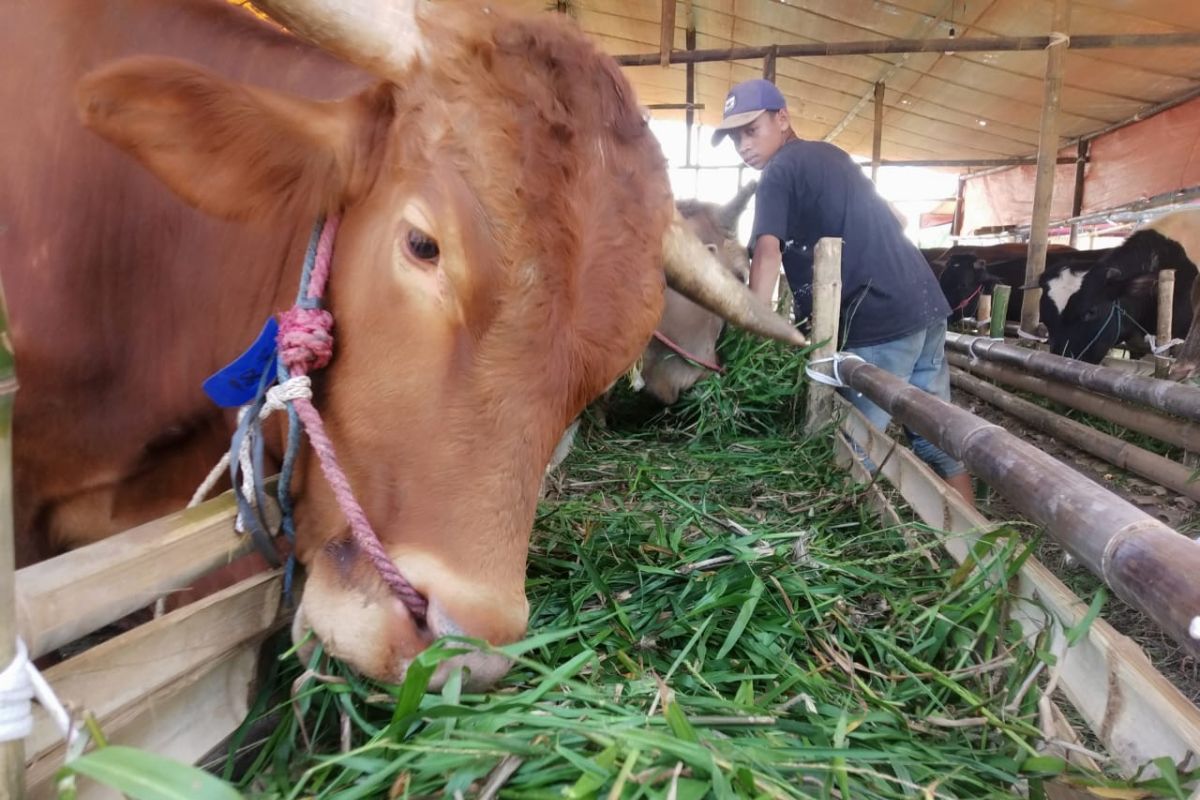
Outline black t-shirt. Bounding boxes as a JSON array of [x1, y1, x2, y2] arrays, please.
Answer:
[[751, 139, 950, 348]]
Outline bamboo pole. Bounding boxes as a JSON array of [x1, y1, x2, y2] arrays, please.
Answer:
[[836, 396, 1200, 773], [0, 275, 22, 799], [946, 352, 1200, 452], [945, 332, 1200, 422], [839, 358, 1200, 656], [614, 32, 1200, 66], [1155, 269, 1176, 379], [976, 294, 992, 336], [989, 285, 1011, 340], [950, 368, 1200, 502], [1020, 0, 1070, 340], [870, 82, 884, 184], [805, 238, 843, 434]]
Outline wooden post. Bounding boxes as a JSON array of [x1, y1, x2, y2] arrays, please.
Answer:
[[762, 44, 777, 82], [1019, 0, 1071, 340], [951, 176, 966, 237], [684, 21, 696, 167], [990, 285, 1011, 340], [0, 275, 22, 799], [870, 82, 885, 184], [976, 293, 992, 336], [658, 0, 676, 68], [806, 238, 843, 433], [1155, 269, 1176, 379], [1068, 138, 1089, 247]]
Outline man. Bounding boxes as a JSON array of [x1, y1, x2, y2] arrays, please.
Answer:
[[712, 78, 973, 505]]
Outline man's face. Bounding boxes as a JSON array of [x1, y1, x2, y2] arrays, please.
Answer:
[[730, 109, 791, 170]]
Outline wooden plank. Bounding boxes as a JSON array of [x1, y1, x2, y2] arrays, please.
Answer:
[[14, 486, 265, 659], [26, 644, 262, 800], [23, 571, 283, 772], [836, 396, 1200, 773]]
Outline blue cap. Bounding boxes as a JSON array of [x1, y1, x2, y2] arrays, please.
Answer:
[[711, 79, 786, 145]]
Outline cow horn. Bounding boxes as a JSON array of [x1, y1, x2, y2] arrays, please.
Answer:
[[251, 0, 428, 78], [662, 210, 807, 348], [716, 180, 759, 233]]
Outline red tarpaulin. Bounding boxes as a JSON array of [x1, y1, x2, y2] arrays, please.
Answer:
[[959, 95, 1200, 234]]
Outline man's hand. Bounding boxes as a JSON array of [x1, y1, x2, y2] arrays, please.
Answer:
[[750, 235, 783, 307]]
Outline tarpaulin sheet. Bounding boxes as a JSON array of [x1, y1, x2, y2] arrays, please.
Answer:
[[961, 159, 1075, 234], [960, 96, 1200, 234], [1082, 98, 1200, 214]]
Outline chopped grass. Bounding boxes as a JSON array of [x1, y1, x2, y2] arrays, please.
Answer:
[[221, 332, 1196, 799]]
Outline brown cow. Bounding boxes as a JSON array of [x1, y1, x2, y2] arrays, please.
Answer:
[[638, 183, 757, 405], [3, 0, 803, 689]]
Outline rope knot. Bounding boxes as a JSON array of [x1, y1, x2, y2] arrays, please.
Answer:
[[278, 307, 334, 374]]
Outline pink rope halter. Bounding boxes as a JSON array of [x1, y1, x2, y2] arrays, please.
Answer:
[[276, 216, 429, 623]]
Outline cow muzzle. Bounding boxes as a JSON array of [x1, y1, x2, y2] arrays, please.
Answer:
[[293, 545, 528, 691]]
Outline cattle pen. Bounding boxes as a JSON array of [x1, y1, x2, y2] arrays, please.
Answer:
[[5, 2, 1200, 799], [806, 238, 1200, 776]]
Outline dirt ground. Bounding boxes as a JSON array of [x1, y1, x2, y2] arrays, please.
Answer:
[[949, 387, 1200, 704]]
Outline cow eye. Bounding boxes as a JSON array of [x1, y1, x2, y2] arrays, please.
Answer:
[[705, 243, 719, 256], [406, 227, 440, 263]]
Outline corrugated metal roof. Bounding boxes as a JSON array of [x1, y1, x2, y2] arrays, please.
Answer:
[[503, 1, 1200, 165]]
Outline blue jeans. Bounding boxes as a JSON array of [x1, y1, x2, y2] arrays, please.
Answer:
[[841, 320, 965, 478]]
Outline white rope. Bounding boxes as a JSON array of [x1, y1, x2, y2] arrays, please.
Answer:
[[187, 376, 314, 519], [1016, 328, 1048, 343], [804, 353, 865, 389], [1147, 335, 1185, 356], [1047, 31, 1070, 48], [0, 640, 76, 745]]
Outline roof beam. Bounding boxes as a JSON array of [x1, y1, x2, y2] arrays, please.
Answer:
[[614, 32, 1200, 67], [823, 0, 955, 145]]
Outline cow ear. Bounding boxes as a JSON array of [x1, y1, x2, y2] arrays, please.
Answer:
[[77, 57, 391, 221]]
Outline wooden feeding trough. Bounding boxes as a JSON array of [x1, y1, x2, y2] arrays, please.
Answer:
[[806, 236, 1200, 775], [8, 491, 284, 799]]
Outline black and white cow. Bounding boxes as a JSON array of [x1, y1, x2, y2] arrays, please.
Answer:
[[935, 247, 1109, 325], [1036, 209, 1199, 376]]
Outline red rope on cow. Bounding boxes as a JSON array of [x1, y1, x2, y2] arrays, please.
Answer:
[[951, 284, 985, 315], [652, 330, 724, 373], [277, 215, 429, 624]]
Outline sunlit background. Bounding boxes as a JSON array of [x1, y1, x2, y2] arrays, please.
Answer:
[[649, 118, 960, 248]]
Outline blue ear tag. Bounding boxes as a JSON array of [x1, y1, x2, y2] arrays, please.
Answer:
[[203, 318, 280, 407]]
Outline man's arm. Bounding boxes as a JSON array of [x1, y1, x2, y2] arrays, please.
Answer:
[[749, 234, 783, 307]]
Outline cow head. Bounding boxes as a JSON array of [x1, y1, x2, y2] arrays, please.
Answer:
[[938, 254, 1002, 322], [76, 0, 803, 689], [1038, 260, 1123, 362], [641, 183, 756, 404]]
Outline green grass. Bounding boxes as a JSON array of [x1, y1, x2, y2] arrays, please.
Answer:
[[216, 332, 1196, 799]]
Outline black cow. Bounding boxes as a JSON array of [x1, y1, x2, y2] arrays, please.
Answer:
[[1037, 211, 1199, 376]]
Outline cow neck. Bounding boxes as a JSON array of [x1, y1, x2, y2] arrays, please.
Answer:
[[268, 214, 429, 623]]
